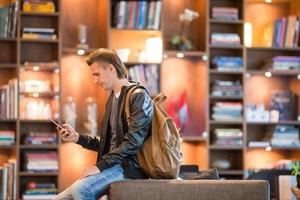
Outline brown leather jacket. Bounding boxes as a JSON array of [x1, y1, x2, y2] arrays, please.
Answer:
[[76, 83, 153, 178]]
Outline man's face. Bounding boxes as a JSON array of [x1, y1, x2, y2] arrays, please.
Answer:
[[90, 62, 115, 91]]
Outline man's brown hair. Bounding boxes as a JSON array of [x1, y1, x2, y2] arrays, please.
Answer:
[[86, 48, 128, 79]]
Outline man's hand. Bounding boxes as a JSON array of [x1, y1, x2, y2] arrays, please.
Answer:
[[57, 124, 79, 143], [81, 166, 100, 179]]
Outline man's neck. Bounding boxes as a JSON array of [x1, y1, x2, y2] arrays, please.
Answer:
[[112, 79, 130, 93]]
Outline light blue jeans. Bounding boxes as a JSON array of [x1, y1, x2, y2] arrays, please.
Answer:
[[54, 164, 128, 200]]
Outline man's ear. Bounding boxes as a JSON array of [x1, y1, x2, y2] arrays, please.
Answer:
[[108, 64, 116, 74]]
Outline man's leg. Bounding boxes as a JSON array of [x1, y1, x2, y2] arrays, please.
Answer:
[[53, 181, 76, 200], [71, 164, 128, 200]]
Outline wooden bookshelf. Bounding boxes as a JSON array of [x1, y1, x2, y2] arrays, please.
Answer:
[[244, 0, 300, 191], [207, 0, 245, 180], [0, 0, 62, 198]]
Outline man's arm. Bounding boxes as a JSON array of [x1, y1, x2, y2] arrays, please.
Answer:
[[95, 91, 153, 172], [59, 124, 101, 152]]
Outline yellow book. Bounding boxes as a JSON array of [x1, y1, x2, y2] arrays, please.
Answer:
[[23, 1, 55, 13]]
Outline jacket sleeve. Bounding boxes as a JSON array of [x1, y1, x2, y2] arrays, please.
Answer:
[[76, 134, 101, 152], [95, 91, 153, 171]]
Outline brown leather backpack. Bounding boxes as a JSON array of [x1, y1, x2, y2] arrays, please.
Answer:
[[125, 86, 183, 179]]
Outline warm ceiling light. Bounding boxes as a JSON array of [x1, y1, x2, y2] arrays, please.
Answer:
[[265, 0, 272, 3], [77, 49, 85, 56], [297, 74, 300, 80], [265, 72, 272, 78], [176, 52, 184, 58], [33, 93, 39, 98], [265, 146, 272, 152], [33, 66, 40, 71]]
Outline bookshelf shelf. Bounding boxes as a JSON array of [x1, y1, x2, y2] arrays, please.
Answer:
[[0, 145, 16, 149], [0, 38, 17, 42], [209, 95, 243, 100], [20, 91, 59, 98], [0, 119, 17, 122], [247, 146, 300, 150], [19, 172, 58, 177], [209, 120, 244, 125], [20, 11, 60, 17], [62, 47, 97, 55], [209, 145, 243, 150], [20, 145, 58, 149], [209, 19, 244, 24], [246, 70, 300, 76], [209, 45, 243, 49], [125, 62, 161, 66], [247, 121, 300, 126], [164, 50, 207, 58], [0, 63, 17, 68], [110, 28, 160, 33], [246, 47, 300, 52], [20, 119, 56, 123], [209, 69, 243, 75], [21, 65, 59, 72], [20, 38, 59, 43]]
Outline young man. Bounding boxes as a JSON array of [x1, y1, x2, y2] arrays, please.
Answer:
[[54, 48, 153, 200]]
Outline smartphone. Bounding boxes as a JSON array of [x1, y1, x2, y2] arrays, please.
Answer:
[[50, 119, 70, 136]]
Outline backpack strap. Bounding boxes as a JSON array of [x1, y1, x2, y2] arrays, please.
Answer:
[[124, 86, 146, 124], [153, 93, 167, 105]]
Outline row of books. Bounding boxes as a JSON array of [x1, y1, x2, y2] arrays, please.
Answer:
[[248, 125, 300, 148], [0, 1, 18, 38], [23, 0, 56, 13], [113, 0, 161, 30], [24, 132, 57, 145], [22, 27, 57, 40], [213, 128, 243, 146], [212, 102, 243, 121], [0, 159, 17, 200], [270, 125, 300, 147], [128, 64, 159, 96], [0, 79, 18, 120], [264, 56, 300, 71], [212, 56, 243, 72], [272, 16, 300, 48], [25, 151, 58, 172], [211, 7, 239, 21], [0, 130, 15, 146], [23, 182, 57, 200], [211, 33, 241, 46], [211, 80, 243, 97]]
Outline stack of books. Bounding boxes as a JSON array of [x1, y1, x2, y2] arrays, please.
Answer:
[[23, 0, 55, 13], [212, 56, 243, 71], [113, 0, 162, 30], [214, 128, 243, 146], [264, 56, 300, 70], [23, 182, 57, 200], [272, 16, 300, 48], [128, 64, 159, 96], [0, 130, 15, 146], [212, 102, 243, 121], [0, 79, 18, 119], [212, 7, 239, 20], [0, 1, 18, 38], [211, 33, 241, 46], [25, 152, 58, 172], [0, 159, 17, 200], [211, 80, 243, 97], [24, 132, 57, 145], [271, 90, 298, 121], [22, 28, 57, 40], [270, 125, 300, 147]]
